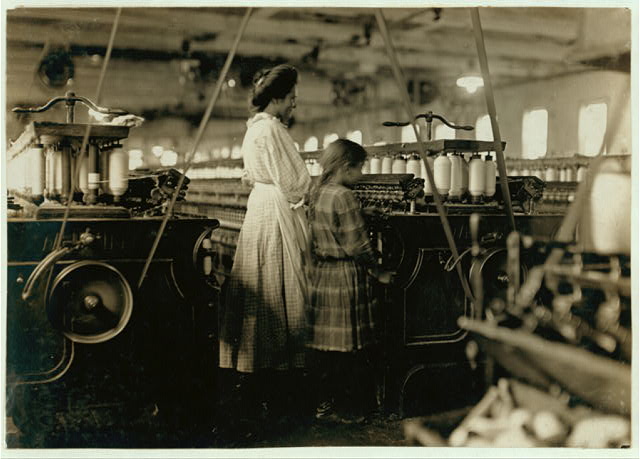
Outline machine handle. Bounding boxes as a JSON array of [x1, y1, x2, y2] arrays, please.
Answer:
[[12, 92, 128, 116], [382, 111, 474, 131]]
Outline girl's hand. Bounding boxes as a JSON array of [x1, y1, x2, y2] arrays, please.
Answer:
[[367, 267, 395, 285], [361, 206, 383, 217]]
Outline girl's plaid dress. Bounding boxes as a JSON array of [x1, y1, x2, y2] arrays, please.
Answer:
[[308, 182, 378, 352]]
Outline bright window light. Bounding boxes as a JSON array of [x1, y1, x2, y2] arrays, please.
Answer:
[[475, 114, 492, 141], [323, 133, 339, 148], [346, 130, 363, 144], [152, 145, 164, 157], [522, 108, 548, 159], [401, 125, 416, 142], [304, 136, 318, 151], [160, 150, 178, 167], [579, 102, 608, 156], [434, 123, 455, 140], [457, 76, 484, 94]]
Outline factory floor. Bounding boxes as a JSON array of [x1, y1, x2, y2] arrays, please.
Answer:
[[5, 409, 409, 449], [5, 367, 478, 450]]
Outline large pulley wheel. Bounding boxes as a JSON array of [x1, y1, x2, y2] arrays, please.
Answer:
[[47, 261, 133, 344], [469, 248, 528, 309]]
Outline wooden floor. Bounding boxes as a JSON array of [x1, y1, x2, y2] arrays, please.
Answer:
[[5, 410, 408, 449]]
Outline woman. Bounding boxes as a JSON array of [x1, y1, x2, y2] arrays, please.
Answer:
[[218, 64, 311, 421]]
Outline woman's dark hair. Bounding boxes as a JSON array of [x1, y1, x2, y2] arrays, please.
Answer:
[[249, 64, 298, 114], [309, 139, 367, 219]]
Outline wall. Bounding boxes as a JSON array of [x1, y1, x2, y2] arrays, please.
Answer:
[[449, 70, 632, 158], [286, 70, 631, 158], [30, 69, 625, 165]]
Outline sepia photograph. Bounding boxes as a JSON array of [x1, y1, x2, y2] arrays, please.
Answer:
[[1, 1, 637, 458]]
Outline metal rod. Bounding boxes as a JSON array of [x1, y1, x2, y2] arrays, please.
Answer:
[[470, 8, 516, 232], [137, 7, 254, 289], [375, 9, 474, 303], [44, 8, 122, 294]]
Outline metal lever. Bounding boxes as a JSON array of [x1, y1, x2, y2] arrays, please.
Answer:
[[21, 229, 96, 301], [383, 111, 474, 141], [383, 112, 474, 130], [13, 91, 128, 123], [470, 213, 484, 319]]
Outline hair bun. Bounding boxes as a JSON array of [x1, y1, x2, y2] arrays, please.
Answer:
[[252, 69, 270, 88]]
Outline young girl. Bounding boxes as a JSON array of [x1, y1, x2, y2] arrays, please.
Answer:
[[307, 139, 393, 424]]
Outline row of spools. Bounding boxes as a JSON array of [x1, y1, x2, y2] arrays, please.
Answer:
[[507, 164, 588, 182], [8, 144, 130, 201], [307, 152, 498, 202]]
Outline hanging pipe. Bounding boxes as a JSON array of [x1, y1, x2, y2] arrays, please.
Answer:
[[470, 8, 516, 232], [374, 9, 474, 303], [137, 8, 254, 288]]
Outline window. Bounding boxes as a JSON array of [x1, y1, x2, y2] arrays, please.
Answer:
[[160, 150, 178, 167], [401, 125, 417, 142], [128, 149, 144, 170], [323, 133, 339, 148], [304, 136, 318, 151], [475, 114, 492, 141], [579, 102, 607, 156], [522, 108, 548, 159], [434, 123, 455, 140], [346, 130, 363, 144]]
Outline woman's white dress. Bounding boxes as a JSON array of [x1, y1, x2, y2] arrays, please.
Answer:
[[219, 112, 311, 373]]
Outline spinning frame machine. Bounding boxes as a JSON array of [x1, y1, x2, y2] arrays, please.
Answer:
[[4, 6, 632, 442], [3, 8, 255, 442]]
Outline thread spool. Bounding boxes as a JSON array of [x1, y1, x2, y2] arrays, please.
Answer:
[[521, 168, 531, 176], [381, 155, 393, 174], [108, 147, 129, 201], [406, 154, 421, 178], [45, 148, 55, 199], [392, 155, 407, 174], [544, 167, 557, 182], [461, 154, 469, 196], [582, 160, 631, 255], [421, 156, 434, 196], [53, 149, 63, 197], [370, 156, 381, 174], [448, 153, 463, 201], [434, 153, 451, 197], [576, 166, 588, 182], [559, 168, 567, 182], [534, 169, 544, 180], [362, 159, 371, 174], [305, 160, 313, 175], [565, 167, 574, 182], [311, 160, 322, 177], [29, 146, 45, 199], [484, 153, 497, 200], [100, 148, 111, 194], [78, 154, 89, 196], [469, 153, 485, 203]]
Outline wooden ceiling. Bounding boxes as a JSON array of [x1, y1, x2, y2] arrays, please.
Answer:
[[5, 6, 632, 128]]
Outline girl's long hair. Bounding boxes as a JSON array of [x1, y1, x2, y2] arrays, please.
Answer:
[[309, 139, 367, 219]]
